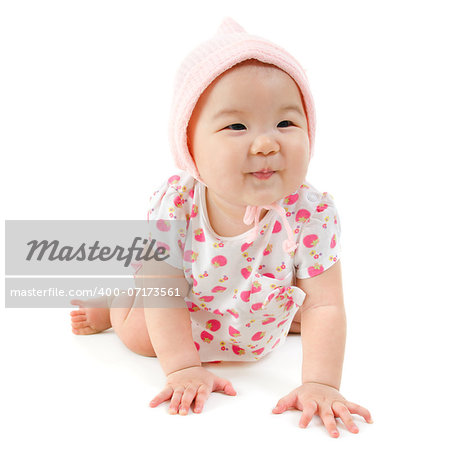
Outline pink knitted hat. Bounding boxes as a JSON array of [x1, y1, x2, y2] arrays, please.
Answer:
[[167, 17, 317, 254]]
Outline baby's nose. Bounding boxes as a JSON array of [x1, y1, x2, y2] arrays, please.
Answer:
[[250, 134, 280, 155]]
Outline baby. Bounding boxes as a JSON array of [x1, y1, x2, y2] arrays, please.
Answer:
[[70, 17, 373, 437]]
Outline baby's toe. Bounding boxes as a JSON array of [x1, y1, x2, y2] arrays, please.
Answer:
[[72, 323, 97, 335], [71, 315, 87, 323], [72, 326, 90, 335], [70, 299, 86, 308], [71, 319, 88, 329]]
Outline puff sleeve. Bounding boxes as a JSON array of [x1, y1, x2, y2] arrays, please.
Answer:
[[144, 171, 194, 270], [294, 191, 342, 279]]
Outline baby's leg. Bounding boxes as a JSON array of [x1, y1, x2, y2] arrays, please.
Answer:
[[70, 292, 156, 357], [109, 291, 156, 357], [288, 308, 302, 334]]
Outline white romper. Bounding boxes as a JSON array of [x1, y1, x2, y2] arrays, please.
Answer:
[[139, 169, 341, 363]]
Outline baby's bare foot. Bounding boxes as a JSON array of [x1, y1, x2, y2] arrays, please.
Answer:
[[70, 298, 112, 335]]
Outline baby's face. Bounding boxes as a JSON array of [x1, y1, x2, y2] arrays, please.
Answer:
[[187, 61, 309, 209]]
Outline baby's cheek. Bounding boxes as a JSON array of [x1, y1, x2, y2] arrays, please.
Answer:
[[215, 161, 240, 184], [220, 175, 242, 193]]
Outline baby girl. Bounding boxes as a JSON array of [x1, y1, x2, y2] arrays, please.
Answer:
[[70, 17, 373, 437]]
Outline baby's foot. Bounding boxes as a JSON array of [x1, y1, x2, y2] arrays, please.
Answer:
[[70, 298, 112, 335]]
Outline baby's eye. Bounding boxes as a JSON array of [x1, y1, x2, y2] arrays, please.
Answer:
[[278, 120, 294, 128], [226, 123, 246, 131]]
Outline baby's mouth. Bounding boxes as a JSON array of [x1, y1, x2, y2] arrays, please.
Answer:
[[251, 170, 275, 179]]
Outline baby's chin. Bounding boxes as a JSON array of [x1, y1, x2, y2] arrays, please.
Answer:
[[241, 176, 300, 205], [207, 173, 299, 207], [238, 188, 291, 207]]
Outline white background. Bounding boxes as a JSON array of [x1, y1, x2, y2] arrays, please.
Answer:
[[1, 0, 449, 448]]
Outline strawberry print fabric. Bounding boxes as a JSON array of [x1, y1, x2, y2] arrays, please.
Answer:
[[144, 169, 341, 362]]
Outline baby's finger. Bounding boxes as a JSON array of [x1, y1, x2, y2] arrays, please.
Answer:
[[332, 402, 359, 434], [212, 377, 236, 396], [149, 386, 173, 408], [178, 385, 198, 415], [299, 400, 317, 428], [168, 388, 184, 414], [320, 408, 339, 438], [193, 385, 211, 414], [272, 390, 298, 414], [345, 401, 373, 423]]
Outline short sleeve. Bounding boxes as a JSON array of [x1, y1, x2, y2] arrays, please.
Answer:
[[144, 171, 194, 270], [294, 191, 342, 279]]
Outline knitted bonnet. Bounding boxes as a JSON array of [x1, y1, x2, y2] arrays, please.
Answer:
[[168, 17, 316, 254]]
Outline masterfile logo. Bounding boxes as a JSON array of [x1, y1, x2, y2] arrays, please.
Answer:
[[4, 220, 188, 308]]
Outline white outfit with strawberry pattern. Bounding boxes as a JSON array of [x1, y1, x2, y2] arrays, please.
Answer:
[[142, 169, 341, 363]]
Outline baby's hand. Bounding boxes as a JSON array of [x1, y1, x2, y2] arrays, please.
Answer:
[[149, 366, 237, 415], [272, 382, 373, 438]]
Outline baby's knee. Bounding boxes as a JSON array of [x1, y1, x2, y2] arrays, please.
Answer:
[[289, 320, 301, 334], [109, 291, 138, 309], [122, 333, 156, 357]]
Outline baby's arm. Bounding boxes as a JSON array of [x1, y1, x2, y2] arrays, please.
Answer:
[[144, 305, 201, 375], [134, 253, 200, 374], [298, 260, 346, 389], [136, 257, 236, 414], [272, 260, 373, 437]]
